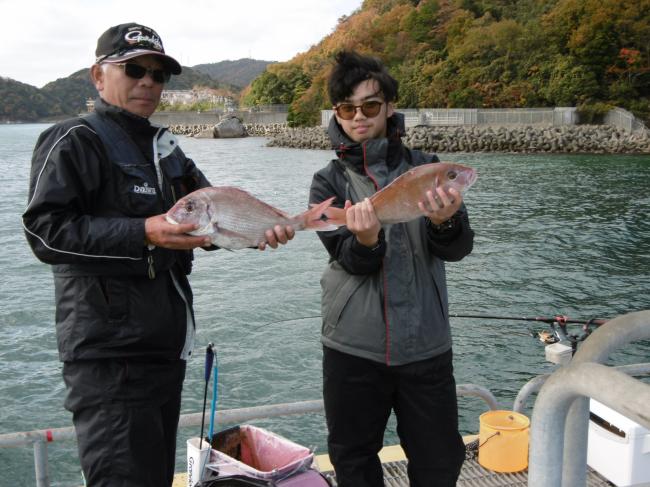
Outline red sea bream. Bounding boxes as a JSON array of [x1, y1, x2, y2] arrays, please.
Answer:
[[166, 186, 338, 250], [325, 161, 477, 225]]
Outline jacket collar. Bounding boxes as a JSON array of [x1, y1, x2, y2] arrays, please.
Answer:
[[94, 97, 159, 138]]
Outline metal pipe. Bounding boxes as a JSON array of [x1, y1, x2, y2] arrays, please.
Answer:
[[512, 374, 550, 414], [0, 384, 499, 486], [456, 383, 500, 410], [178, 399, 325, 430], [512, 362, 650, 413], [529, 362, 650, 487], [33, 440, 49, 487], [528, 310, 650, 487], [562, 310, 650, 487]]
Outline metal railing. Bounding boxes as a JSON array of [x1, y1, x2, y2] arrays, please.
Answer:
[[603, 107, 649, 134], [528, 310, 650, 487], [6, 309, 649, 487], [0, 384, 498, 487], [320, 106, 649, 132], [512, 362, 650, 413]]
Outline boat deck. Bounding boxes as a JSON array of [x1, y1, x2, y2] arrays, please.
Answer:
[[321, 457, 613, 486], [173, 441, 614, 486], [315, 443, 614, 487]]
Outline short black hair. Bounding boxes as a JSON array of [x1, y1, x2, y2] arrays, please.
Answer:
[[328, 50, 398, 105]]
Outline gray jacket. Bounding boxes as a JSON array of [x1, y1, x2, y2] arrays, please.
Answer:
[[309, 113, 473, 365]]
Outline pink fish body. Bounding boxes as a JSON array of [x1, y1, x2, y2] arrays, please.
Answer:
[[326, 162, 477, 225], [166, 186, 338, 250]]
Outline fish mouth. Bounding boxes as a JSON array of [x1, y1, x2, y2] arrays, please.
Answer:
[[165, 215, 178, 225]]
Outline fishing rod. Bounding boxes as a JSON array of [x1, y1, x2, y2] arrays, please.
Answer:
[[200, 343, 215, 444], [255, 313, 608, 329], [450, 313, 608, 326]]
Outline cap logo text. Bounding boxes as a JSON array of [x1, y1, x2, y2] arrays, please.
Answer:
[[125, 30, 163, 51]]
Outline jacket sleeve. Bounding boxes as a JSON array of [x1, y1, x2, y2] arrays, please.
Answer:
[[22, 123, 146, 265], [309, 165, 386, 275], [425, 203, 474, 261]]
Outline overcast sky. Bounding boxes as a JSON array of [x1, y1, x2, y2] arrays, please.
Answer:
[[0, 0, 363, 88]]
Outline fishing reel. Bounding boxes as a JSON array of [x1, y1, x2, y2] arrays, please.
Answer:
[[538, 315, 604, 353], [534, 316, 607, 365]]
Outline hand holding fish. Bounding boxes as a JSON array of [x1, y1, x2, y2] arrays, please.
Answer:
[[418, 186, 463, 225], [345, 198, 381, 248], [145, 214, 212, 249], [258, 225, 296, 251]]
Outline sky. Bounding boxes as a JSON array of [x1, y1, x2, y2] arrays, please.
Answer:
[[0, 0, 363, 88]]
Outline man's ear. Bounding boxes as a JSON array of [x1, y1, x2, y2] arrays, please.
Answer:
[[90, 64, 104, 92], [386, 102, 395, 118]]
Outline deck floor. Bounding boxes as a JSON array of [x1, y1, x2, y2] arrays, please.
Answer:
[[173, 442, 615, 486], [322, 457, 614, 486]]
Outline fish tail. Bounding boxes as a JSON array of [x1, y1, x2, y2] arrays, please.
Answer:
[[301, 197, 343, 231]]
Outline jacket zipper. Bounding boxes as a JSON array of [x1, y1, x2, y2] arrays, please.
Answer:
[[147, 248, 156, 279]]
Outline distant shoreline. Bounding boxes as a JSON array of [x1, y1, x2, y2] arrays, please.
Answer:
[[167, 123, 650, 154]]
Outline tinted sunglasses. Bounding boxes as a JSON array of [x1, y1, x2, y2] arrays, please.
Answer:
[[112, 62, 171, 84], [334, 100, 384, 120]]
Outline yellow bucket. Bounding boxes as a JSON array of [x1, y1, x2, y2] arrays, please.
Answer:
[[478, 410, 530, 473]]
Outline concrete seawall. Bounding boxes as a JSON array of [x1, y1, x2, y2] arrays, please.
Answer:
[[275, 124, 650, 153], [170, 123, 650, 154], [167, 123, 650, 154]]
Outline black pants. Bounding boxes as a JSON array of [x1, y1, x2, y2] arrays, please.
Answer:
[[62, 358, 186, 487], [323, 347, 465, 487]]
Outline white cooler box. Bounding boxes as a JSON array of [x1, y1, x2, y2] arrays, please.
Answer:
[[587, 399, 650, 486]]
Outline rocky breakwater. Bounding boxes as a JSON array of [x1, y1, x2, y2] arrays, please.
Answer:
[[266, 124, 650, 154], [169, 124, 214, 137], [244, 123, 288, 137], [168, 115, 250, 138], [169, 122, 289, 138]]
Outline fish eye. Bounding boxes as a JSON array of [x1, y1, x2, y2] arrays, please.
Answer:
[[186, 201, 194, 212], [448, 170, 457, 181]]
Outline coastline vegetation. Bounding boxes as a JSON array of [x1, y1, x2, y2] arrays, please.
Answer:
[[242, 0, 650, 127], [1, 0, 648, 126]]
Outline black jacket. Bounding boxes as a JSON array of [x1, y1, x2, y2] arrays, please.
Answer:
[[22, 99, 210, 361], [309, 113, 474, 365]]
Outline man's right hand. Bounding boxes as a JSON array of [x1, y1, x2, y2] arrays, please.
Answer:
[[144, 214, 212, 249], [345, 198, 381, 248]]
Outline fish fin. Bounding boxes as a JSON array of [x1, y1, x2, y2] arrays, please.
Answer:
[[301, 197, 344, 231], [322, 206, 346, 228]]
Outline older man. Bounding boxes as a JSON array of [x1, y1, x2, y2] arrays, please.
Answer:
[[22, 22, 293, 486]]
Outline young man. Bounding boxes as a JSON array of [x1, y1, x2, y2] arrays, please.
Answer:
[[309, 51, 474, 486], [22, 23, 293, 487]]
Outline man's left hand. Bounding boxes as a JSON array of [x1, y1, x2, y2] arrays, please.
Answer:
[[258, 225, 295, 250]]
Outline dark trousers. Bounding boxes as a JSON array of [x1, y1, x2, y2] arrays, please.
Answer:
[[62, 359, 186, 487], [323, 347, 465, 487]]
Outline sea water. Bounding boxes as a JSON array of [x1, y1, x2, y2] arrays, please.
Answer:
[[0, 124, 648, 486]]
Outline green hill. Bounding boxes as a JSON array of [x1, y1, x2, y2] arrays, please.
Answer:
[[192, 59, 276, 89], [243, 0, 650, 126], [0, 64, 245, 122], [3, 0, 648, 124]]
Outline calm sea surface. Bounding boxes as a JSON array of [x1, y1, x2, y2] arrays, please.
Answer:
[[0, 123, 648, 486]]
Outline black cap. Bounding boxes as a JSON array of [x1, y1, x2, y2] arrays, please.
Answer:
[[95, 22, 182, 75]]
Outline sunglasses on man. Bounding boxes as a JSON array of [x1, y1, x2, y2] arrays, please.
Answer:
[[334, 100, 384, 120], [110, 62, 171, 84]]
